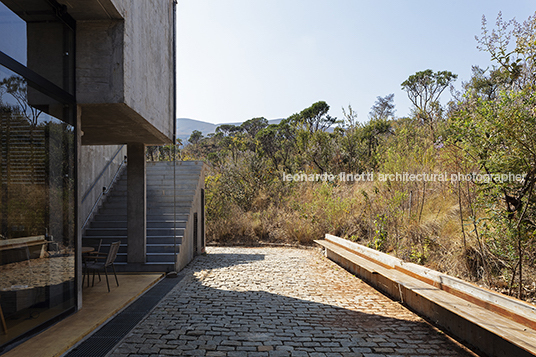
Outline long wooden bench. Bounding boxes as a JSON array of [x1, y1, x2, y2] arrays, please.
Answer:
[[0, 236, 46, 250], [315, 235, 536, 357], [0, 236, 47, 264]]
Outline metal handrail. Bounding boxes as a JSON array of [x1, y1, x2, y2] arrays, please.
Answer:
[[81, 145, 125, 203], [81, 153, 127, 232]]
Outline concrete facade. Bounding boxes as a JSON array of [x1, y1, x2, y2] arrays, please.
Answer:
[[0, 0, 178, 349], [71, 0, 175, 305], [60, 0, 175, 145]]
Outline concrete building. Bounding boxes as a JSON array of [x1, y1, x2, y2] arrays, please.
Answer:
[[0, 0, 204, 349]]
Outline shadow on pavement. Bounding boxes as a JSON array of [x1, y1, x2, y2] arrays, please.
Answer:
[[108, 250, 478, 357]]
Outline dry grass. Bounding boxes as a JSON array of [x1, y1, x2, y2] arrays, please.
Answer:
[[206, 176, 536, 303]]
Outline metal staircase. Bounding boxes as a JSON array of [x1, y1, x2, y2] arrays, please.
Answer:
[[82, 161, 205, 272]]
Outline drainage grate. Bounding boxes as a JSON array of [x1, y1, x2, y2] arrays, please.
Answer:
[[65, 274, 184, 357]]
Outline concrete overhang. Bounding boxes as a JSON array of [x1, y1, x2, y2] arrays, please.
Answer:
[[80, 103, 172, 145], [56, 0, 123, 21], [72, 2, 175, 146], [4, 0, 175, 146]]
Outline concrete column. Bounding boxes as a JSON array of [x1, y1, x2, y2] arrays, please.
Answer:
[[127, 143, 146, 263]]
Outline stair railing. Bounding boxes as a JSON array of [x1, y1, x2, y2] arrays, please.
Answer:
[[81, 146, 127, 232]]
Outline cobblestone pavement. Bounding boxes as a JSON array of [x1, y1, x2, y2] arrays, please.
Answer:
[[109, 247, 477, 357]]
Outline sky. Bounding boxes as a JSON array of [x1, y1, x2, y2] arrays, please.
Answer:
[[176, 0, 535, 126]]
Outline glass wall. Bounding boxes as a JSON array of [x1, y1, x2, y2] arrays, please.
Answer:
[[0, 0, 75, 95], [0, 0, 76, 349]]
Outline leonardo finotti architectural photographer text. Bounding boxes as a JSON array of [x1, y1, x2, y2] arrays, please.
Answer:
[[282, 172, 526, 183]]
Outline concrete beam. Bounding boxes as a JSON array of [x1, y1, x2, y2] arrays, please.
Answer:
[[80, 104, 173, 145], [127, 143, 146, 263], [56, 0, 123, 20]]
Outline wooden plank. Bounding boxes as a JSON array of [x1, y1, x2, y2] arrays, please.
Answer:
[[315, 239, 536, 355]]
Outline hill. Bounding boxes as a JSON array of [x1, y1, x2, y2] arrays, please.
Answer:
[[176, 118, 283, 144]]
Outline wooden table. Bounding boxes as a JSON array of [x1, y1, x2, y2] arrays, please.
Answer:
[[82, 247, 95, 254]]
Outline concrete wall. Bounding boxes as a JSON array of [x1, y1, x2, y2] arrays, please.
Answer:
[[176, 162, 207, 271], [70, 0, 174, 145], [114, 0, 174, 141], [79, 144, 127, 232], [76, 20, 124, 104]]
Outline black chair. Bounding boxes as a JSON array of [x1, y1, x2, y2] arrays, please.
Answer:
[[84, 241, 121, 292], [82, 238, 103, 287], [86, 238, 103, 258]]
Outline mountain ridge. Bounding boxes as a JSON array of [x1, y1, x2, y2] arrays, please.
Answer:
[[176, 117, 283, 144]]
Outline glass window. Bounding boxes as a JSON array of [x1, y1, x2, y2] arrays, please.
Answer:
[[0, 64, 75, 348], [0, 2, 26, 65], [0, 0, 75, 95]]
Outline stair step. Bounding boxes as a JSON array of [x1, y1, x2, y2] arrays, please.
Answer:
[[147, 244, 180, 254], [146, 208, 192, 214], [148, 228, 185, 236], [82, 160, 204, 270], [148, 215, 189, 220], [146, 189, 196, 197], [147, 166, 202, 171], [82, 235, 128, 240], [145, 183, 199, 189], [103, 193, 195, 205], [83, 228, 127, 236], [147, 221, 187, 228], [93, 214, 190, 221], [146, 173, 200, 178], [146, 252, 177, 263], [89, 221, 127, 228], [147, 236, 183, 244], [94, 214, 127, 221], [147, 198, 194, 203], [83, 230, 185, 238]]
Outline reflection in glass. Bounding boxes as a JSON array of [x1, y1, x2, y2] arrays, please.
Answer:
[[0, 65, 75, 347], [0, 0, 75, 94], [0, 2, 26, 65]]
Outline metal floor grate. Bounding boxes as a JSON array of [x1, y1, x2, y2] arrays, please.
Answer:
[[65, 273, 184, 357]]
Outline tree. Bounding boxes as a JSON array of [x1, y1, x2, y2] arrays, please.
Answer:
[[256, 120, 296, 171], [475, 12, 536, 89], [461, 66, 510, 102], [188, 130, 203, 145], [0, 75, 42, 126], [1, 75, 43, 184], [291, 101, 336, 133], [287, 102, 338, 172], [401, 69, 457, 133], [241, 117, 268, 137], [216, 124, 241, 136], [369, 94, 395, 120], [448, 12, 536, 297]]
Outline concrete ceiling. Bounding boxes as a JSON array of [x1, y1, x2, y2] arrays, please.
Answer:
[[80, 103, 173, 145], [55, 0, 122, 20]]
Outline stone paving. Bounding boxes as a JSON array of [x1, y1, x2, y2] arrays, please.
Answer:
[[108, 247, 477, 357]]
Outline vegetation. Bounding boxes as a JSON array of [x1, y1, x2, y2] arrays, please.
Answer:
[[155, 12, 536, 301], [1, 75, 76, 244]]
